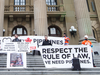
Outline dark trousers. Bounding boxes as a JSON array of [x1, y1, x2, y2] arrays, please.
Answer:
[[33, 50, 41, 56], [72, 58, 81, 70]]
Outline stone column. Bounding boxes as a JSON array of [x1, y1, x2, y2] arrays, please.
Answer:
[[63, 0, 79, 45], [94, 0, 100, 24], [26, 0, 30, 11], [10, 0, 14, 11], [74, 0, 94, 40], [31, 17, 34, 35], [0, 0, 5, 36], [34, 0, 48, 36], [4, 18, 8, 36]]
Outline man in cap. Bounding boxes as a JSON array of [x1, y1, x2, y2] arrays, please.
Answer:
[[82, 35, 96, 67], [82, 35, 92, 46]]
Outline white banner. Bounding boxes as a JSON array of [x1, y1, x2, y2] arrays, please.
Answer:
[[1, 42, 30, 52], [0, 37, 3, 51], [20, 36, 64, 46], [39, 45, 93, 68], [2, 42, 17, 52], [0, 36, 64, 52], [7, 52, 26, 68]]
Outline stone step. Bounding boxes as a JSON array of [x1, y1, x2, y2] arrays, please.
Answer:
[[0, 65, 45, 67], [0, 59, 43, 61], [0, 57, 42, 59], [0, 63, 44, 65], [0, 61, 44, 63], [27, 61, 44, 63], [0, 67, 100, 71], [0, 70, 100, 75]]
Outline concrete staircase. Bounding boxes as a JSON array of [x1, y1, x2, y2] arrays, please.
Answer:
[[94, 55, 100, 67], [0, 54, 100, 75]]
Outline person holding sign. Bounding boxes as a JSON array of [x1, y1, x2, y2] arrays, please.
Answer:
[[64, 33, 70, 45], [42, 35, 52, 46], [12, 34, 21, 42], [82, 35, 96, 67]]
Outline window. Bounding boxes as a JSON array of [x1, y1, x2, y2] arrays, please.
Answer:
[[86, 0, 90, 12], [48, 26, 62, 37], [92, 30, 96, 38], [14, 0, 25, 5], [46, 0, 57, 11], [46, 0, 57, 5], [91, 1, 96, 12], [14, 0, 26, 11], [12, 26, 27, 36]]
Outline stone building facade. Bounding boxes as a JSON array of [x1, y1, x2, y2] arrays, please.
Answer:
[[0, 0, 100, 45]]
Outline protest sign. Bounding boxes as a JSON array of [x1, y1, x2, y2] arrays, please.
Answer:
[[7, 52, 26, 68], [17, 42, 30, 52], [39, 45, 93, 68], [1, 42, 30, 52], [0, 36, 64, 52], [0, 37, 2, 51], [2, 42, 17, 52], [20, 36, 64, 46]]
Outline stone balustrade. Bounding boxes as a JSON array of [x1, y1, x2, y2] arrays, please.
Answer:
[[4, 5, 64, 12]]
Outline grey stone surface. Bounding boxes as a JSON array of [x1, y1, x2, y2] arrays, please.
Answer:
[[0, 54, 100, 75]]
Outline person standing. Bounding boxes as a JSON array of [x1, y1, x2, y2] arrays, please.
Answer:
[[12, 34, 21, 42], [63, 33, 70, 45], [82, 35, 92, 46], [82, 35, 96, 67], [42, 35, 52, 46]]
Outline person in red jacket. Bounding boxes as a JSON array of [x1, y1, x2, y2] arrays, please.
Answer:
[[82, 35, 92, 46], [82, 35, 96, 67], [64, 33, 70, 45]]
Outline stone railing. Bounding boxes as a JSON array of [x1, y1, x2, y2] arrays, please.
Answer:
[[4, 5, 34, 12], [4, 5, 64, 12], [47, 5, 64, 11], [47, 5, 60, 11], [13, 5, 26, 11], [4, 6, 10, 11]]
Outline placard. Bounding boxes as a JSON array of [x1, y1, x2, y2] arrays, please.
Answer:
[[7, 52, 26, 68], [17, 42, 30, 52], [39, 45, 93, 68], [0, 36, 64, 52], [1, 42, 30, 52], [2, 42, 17, 52]]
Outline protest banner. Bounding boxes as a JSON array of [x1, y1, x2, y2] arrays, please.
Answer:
[[1, 42, 30, 52], [7, 52, 26, 68], [0, 37, 2, 51], [39, 45, 93, 68], [19, 36, 64, 46], [2, 42, 17, 52], [17, 42, 30, 52], [0, 36, 64, 52]]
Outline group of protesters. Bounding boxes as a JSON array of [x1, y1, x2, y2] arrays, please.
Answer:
[[13, 33, 93, 55], [12, 33, 96, 68]]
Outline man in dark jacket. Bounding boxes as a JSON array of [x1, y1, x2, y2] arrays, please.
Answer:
[[12, 34, 21, 42], [42, 35, 52, 46]]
